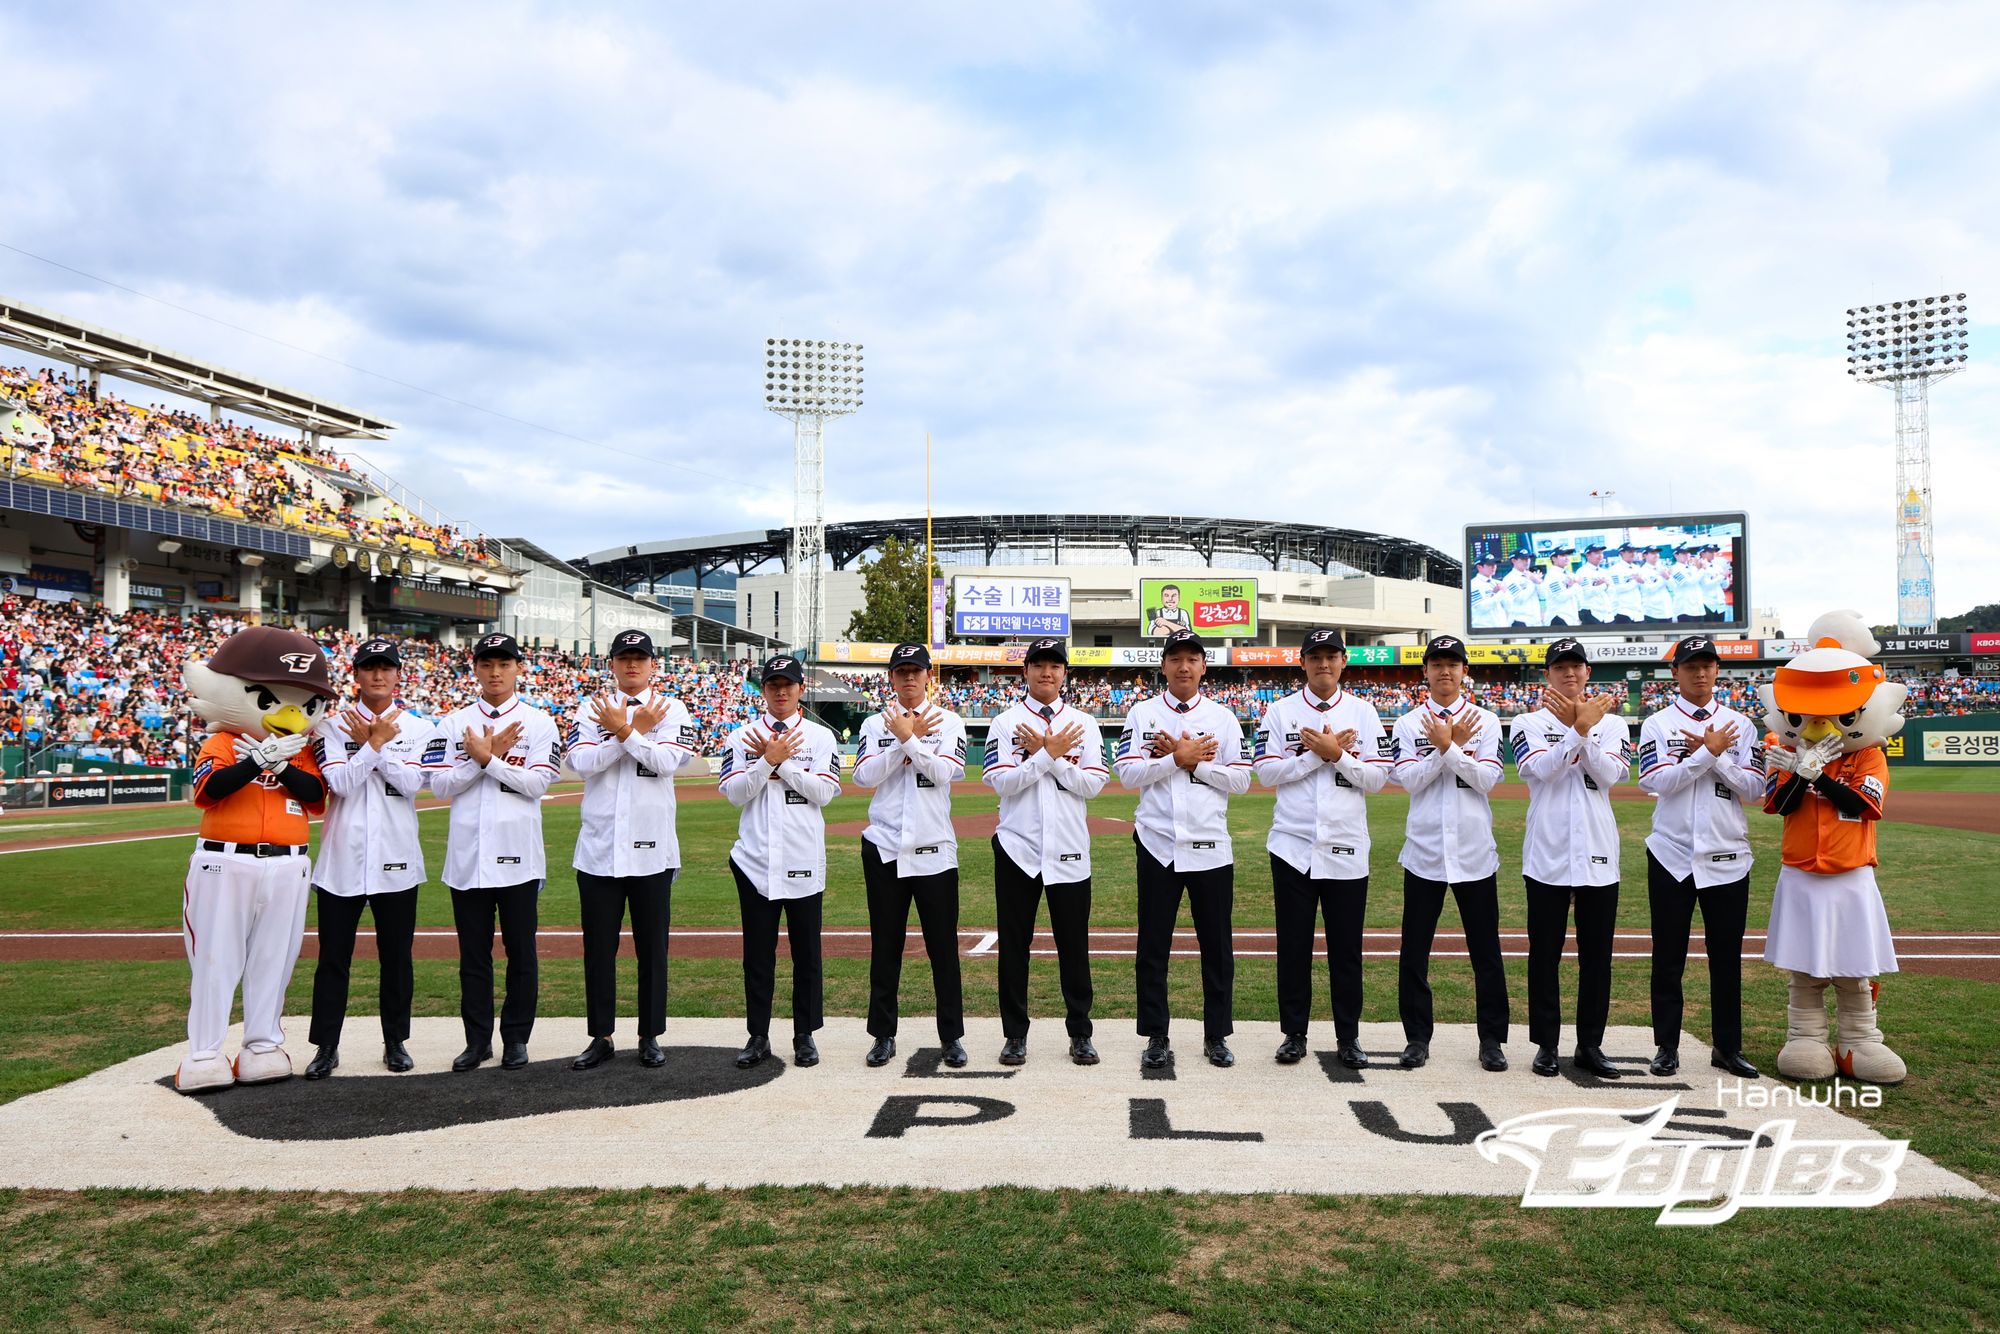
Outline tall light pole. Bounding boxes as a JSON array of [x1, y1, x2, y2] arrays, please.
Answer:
[[765, 337, 863, 652], [1846, 293, 1969, 634]]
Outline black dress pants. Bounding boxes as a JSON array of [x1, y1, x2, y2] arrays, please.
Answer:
[[862, 840, 964, 1041], [1271, 855, 1367, 1040], [1398, 871, 1509, 1044], [1646, 851, 1749, 1052], [450, 880, 540, 1047], [992, 837, 1094, 1040], [1133, 836, 1234, 1041], [308, 884, 418, 1048], [732, 859, 823, 1039], [578, 868, 674, 1040], [1524, 877, 1619, 1049]]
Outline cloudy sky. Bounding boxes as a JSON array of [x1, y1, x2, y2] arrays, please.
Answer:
[[2, 1, 1994, 633]]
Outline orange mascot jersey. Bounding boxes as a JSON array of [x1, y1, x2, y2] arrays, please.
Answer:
[[1762, 735, 1886, 873], [191, 733, 326, 845]]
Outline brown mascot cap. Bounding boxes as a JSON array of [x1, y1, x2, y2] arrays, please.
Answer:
[[204, 626, 337, 699]]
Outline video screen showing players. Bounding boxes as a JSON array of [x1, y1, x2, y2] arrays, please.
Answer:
[[1463, 513, 1747, 635]]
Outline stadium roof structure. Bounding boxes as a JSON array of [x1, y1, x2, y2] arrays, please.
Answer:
[[0, 295, 396, 440], [576, 514, 1461, 588]]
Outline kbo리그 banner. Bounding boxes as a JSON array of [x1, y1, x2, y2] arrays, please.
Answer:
[[1139, 578, 1258, 639]]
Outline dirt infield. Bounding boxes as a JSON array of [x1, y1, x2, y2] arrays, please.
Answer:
[[4, 925, 1994, 982]]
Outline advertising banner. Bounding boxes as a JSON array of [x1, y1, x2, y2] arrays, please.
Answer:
[[1886, 714, 2000, 766], [1967, 632, 2000, 655], [27, 563, 93, 595], [1227, 644, 1402, 668], [952, 576, 1070, 637], [930, 578, 947, 649], [1139, 578, 1258, 639], [1876, 634, 1964, 655]]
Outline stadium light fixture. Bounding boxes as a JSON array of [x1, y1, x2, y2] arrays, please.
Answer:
[[155, 539, 182, 555], [1845, 291, 1971, 635], [765, 336, 865, 652]]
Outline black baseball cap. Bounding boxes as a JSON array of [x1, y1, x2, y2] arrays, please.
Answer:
[[1474, 553, 1497, 566], [1546, 637, 1589, 666], [1549, 544, 1575, 556], [1161, 628, 1207, 658], [472, 632, 523, 661], [353, 637, 400, 669], [1584, 541, 1606, 553], [1302, 628, 1347, 656], [1618, 541, 1640, 553], [1510, 549, 1532, 561], [1672, 635, 1720, 665], [609, 629, 656, 658], [889, 642, 932, 670], [760, 655, 805, 684], [1024, 640, 1072, 668], [1423, 635, 1469, 664]]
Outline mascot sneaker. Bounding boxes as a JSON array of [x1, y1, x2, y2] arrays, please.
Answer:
[[1776, 974, 1838, 1081], [233, 1046, 294, 1085], [174, 1053, 236, 1094], [1833, 977, 1907, 1085]]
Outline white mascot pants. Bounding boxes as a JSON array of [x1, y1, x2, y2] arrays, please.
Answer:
[[182, 849, 312, 1058]]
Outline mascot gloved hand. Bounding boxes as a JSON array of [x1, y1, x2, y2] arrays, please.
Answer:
[[175, 627, 335, 1093], [1759, 610, 1906, 1086]]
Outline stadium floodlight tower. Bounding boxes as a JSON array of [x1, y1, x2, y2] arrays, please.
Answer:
[[1846, 293, 1970, 635], [765, 337, 863, 651]]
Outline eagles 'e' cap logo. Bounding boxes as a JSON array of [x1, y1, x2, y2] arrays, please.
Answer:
[[481, 636, 504, 649], [278, 653, 316, 675]]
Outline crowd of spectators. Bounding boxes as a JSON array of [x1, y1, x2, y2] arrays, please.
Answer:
[[1, 365, 490, 563], [5, 596, 1994, 775]]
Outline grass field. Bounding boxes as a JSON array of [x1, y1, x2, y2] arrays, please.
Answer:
[[3, 769, 1997, 1330]]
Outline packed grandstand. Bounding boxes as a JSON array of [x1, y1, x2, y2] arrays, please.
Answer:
[[6, 594, 1994, 774]]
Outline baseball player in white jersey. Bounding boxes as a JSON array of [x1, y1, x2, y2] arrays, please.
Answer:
[[304, 637, 431, 1080], [984, 637, 1109, 1066], [1637, 635, 1764, 1079], [1638, 547, 1675, 622], [1118, 628, 1254, 1070], [1609, 542, 1644, 622], [1578, 542, 1615, 624], [428, 632, 563, 1074], [1468, 556, 1508, 630], [1699, 544, 1728, 615], [720, 655, 842, 1069], [1539, 545, 1582, 627], [853, 642, 970, 1068], [1501, 550, 1543, 628], [567, 629, 700, 1072], [1669, 544, 1707, 620], [1510, 637, 1630, 1079], [1388, 635, 1511, 1072], [1254, 628, 1392, 1068]]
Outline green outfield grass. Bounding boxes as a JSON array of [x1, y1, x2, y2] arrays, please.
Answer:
[[2, 768, 1996, 1331]]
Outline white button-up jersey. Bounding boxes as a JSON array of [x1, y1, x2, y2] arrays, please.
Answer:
[[1510, 706, 1630, 887], [853, 704, 969, 877], [309, 701, 431, 896], [1638, 562, 1674, 620], [1254, 687, 1392, 880], [720, 712, 842, 899], [1668, 561, 1706, 618], [567, 688, 701, 878], [1389, 697, 1505, 882], [984, 696, 1109, 884], [1638, 695, 1765, 887], [1700, 562, 1727, 614], [1501, 569, 1542, 625], [1540, 566, 1582, 625], [1469, 573, 1507, 629], [1116, 691, 1253, 873], [1609, 558, 1643, 619], [1580, 559, 1616, 621], [429, 696, 563, 890]]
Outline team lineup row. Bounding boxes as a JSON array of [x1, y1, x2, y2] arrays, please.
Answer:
[[179, 617, 1829, 1088], [1469, 542, 1734, 629]]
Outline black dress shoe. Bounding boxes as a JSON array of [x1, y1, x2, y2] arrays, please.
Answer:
[[736, 1035, 770, 1069], [1711, 1049, 1760, 1079], [1337, 1039, 1369, 1070], [571, 1037, 614, 1071], [1142, 1037, 1172, 1070], [792, 1035, 819, 1067], [638, 1036, 666, 1068], [501, 1041, 530, 1070], [1479, 1041, 1508, 1073], [1204, 1038, 1235, 1068], [865, 1037, 896, 1068], [1399, 1042, 1428, 1070], [304, 1045, 339, 1081], [1531, 1045, 1560, 1077], [999, 1037, 1027, 1066], [942, 1039, 969, 1068], [452, 1043, 492, 1073], [1573, 1045, 1620, 1079], [1274, 1033, 1308, 1065], [1650, 1046, 1681, 1076], [1069, 1037, 1099, 1066], [383, 1040, 413, 1072]]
